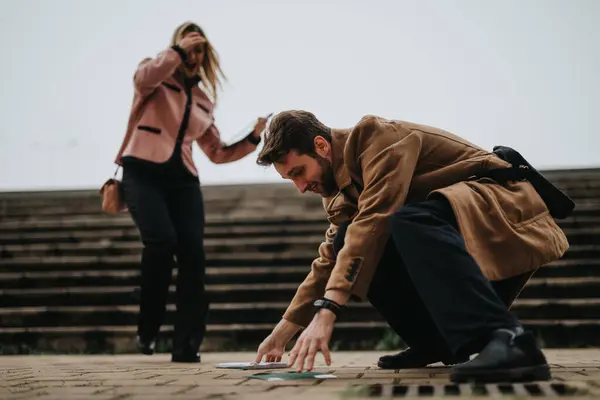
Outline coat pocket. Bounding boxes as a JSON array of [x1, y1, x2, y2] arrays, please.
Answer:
[[161, 82, 182, 93], [468, 180, 548, 228], [137, 125, 162, 135]]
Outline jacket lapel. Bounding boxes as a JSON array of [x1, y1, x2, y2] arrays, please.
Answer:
[[331, 129, 352, 190], [326, 129, 360, 223]]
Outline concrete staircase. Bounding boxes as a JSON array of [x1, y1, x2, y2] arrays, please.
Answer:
[[1, 169, 599, 354]]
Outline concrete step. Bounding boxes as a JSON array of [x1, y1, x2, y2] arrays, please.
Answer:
[[0, 194, 317, 211], [3, 176, 597, 207], [0, 250, 597, 275], [535, 258, 600, 277], [0, 322, 383, 353], [6, 202, 590, 229], [0, 199, 321, 219], [1, 213, 598, 236], [1, 239, 598, 261], [0, 168, 596, 211], [2, 277, 600, 307], [0, 220, 597, 256], [0, 269, 143, 289], [0, 283, 300, 307], [520, 277, 600, 298], [0, 235, 326, 258], [1, 298, 599, 329], [0, 225, 330, 248], [0, 198, 600, 222], [0, 225, 596, 258], [1, 318, 599, 353], [1, 258, 595, 292], [555, 201, 600, 217], [0, 267, 309, 289], [0, 183, 304, 204], [0, 213, 327, 233], [513, 299, 600, 319], [0, 302, 377, 328], [0, 170, 597, 202], [0, 252, 317, 272], [558, 228, 600, 245], [559, 216, 600, 229], [0, 228, 141, 245]]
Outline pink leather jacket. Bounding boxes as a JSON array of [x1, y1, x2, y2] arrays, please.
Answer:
[[115, 46, 258, 176]]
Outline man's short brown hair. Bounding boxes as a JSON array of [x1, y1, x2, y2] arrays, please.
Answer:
[[257, 110, 332, 166]]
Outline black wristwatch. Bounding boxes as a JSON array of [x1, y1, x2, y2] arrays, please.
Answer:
[[313, 298, 344, 318]]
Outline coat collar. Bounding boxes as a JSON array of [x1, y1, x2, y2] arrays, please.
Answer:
[[170, 70, 213, 112], [331, 128, 352, 190], [173, 69, 202, 88]]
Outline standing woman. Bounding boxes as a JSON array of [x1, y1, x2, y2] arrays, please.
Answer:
[[114, 21, 267, 363]]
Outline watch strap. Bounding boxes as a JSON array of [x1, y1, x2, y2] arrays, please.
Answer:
[[313, 298, 343, 317], [246, 131, 261, 145]]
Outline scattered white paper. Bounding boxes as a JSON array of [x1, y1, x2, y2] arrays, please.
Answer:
[[215, 362, 289, 370], [314, 374, 337, 379]]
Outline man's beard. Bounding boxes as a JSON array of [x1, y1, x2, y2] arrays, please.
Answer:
[[316, 155, 338, 197]]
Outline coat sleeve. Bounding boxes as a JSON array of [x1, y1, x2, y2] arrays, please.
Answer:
[[196, 125, 258, 164], [133, 47, 186, 97], [282, 223, 338, 327], [325, 116, 422, 295]]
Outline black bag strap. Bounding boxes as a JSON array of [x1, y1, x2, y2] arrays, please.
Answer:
[[474, 146, 575, 219]]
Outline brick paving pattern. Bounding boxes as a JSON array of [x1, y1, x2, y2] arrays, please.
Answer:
[[2, 350, 600, 399]]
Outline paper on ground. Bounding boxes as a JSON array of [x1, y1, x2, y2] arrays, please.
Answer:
[[249, 371, 337, 381], [215, 361, 289, 370]]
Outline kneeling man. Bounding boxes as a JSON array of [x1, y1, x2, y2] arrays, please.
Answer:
[[253, 110, 571, 383]]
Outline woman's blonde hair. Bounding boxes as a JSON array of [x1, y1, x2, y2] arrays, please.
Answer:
[[170, 21, 227, 103]]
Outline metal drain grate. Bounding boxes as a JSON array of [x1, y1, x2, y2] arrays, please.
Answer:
[[344, 382, 589, 397]]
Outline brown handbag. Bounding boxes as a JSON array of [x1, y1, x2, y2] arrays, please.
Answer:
[[99, 166, 127, 214]]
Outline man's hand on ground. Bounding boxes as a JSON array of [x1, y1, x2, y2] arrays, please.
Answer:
[[254, 333, 286, 363], [288, 309, 336, 372], [254, 319, 302, 364]]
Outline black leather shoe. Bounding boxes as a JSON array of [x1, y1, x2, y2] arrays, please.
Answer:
[[136, 336, 155, 356], [171, 350, 201, 363], [450, 329, 551, 383], [378, 347, 469, 369], [171, 339, 201, 363], [172, 332, 204, 363]]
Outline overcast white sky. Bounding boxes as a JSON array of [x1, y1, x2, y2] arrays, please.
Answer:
[[0, 0, 598, 191]]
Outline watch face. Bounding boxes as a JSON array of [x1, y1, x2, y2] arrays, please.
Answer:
[[314, 299, 325, 307]]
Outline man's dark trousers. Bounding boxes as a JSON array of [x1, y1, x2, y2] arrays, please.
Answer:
[[333, 195, 531, 359]]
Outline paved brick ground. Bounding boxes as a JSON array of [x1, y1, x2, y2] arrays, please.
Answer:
[[2, 350, 600, 399]]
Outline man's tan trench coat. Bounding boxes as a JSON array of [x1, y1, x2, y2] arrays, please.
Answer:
[[282, 115, 569, 327]]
